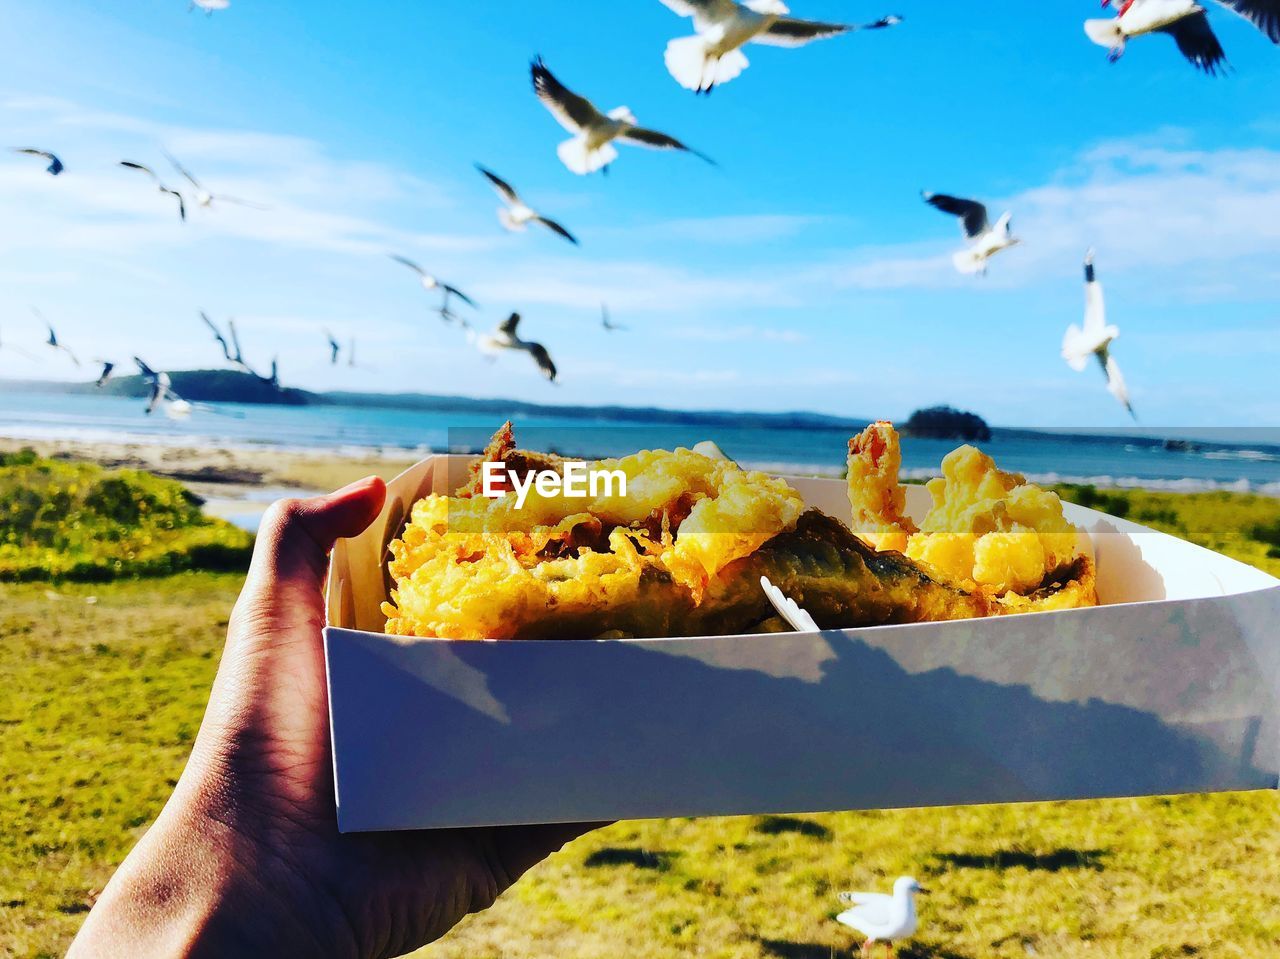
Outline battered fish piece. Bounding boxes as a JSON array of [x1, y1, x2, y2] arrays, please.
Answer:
[[382, 426, 989, 640]]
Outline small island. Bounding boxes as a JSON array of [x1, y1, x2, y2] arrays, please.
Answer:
[[902, 406, 992, 442]]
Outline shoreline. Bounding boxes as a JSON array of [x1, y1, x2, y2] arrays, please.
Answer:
[[3, 436, 1278, 505]]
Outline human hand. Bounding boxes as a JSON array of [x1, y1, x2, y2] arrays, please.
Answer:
[[70, 477, 596, 958]]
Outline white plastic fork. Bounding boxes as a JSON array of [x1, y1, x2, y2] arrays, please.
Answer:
[[760, 575, 820, 633]]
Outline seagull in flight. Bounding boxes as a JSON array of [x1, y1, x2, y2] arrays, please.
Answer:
[[13, 148, 64, 176], [119, 161, 187, 221], [135, 358, 191, 417], [476, 313, 558, 382], [324, 329, 341, 365], [389, 255, 476, 317], [922, 191, 1020, 275], [190, 0, 230, 13], [531, 57, 714, 175], [165, 151, 265, 210], [601, 304, 627, 332], [836, 877, 926, 957], [1063, 250, 1136, 420], [659, 1, 902, 94], [34, 309, 80, 367], [199, 311, 234, 363], [225, 319, 258, 375], [258, 357, 281, 392], [1086, 0, 1279, 74], [94, 361, 116, 388], [476, 165, 580, 245], [200, 312, 260, 375]]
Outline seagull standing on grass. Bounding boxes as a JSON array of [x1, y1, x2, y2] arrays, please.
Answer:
[[1086, 0, 1279, 74], [922, 191, 1020, 275], [836, 877, 926, 957], [35, 310, 80, 367], [389, 255, 476, 319], [659, 1, 902, 94], [165, 152, 265, 210], [476, 313, 558, 382], [1063, 249, 1136, 419], [119, 161, 187, 221], [12, 148, 64, 175], [476, 165, 580, 244], [531, 57, 715, 175]]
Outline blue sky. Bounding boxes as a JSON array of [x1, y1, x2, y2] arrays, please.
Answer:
[[1, 0, 1279, 427]]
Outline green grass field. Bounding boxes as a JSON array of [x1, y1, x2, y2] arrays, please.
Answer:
[[1, 460, 1278, 957]]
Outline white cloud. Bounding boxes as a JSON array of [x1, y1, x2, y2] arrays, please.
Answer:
[[807, 135, 1280, 298], [0, 96, 496, 259], [602, 213, 827, 246], [473, 258, 798, 312], [672, 325, 809, 344]]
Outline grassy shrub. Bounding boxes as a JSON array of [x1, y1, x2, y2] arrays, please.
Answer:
[[1250, 518, 1280, 549], [0, 449, 253, 582], [1056, 484, 1132, 519], [1056, 484, 1280, 577]]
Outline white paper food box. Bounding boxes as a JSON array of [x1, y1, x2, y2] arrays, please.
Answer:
[[324, 455, 1280, 832]]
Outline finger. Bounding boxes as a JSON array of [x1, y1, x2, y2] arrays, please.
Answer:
[[248, 476, 387, 599], [491, 821, 611, 882]]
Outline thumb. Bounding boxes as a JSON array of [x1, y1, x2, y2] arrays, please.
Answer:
[[244, 476, 387, 611]]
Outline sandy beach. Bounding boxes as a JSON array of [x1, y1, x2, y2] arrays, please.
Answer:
[[0, 436, 422, 530]]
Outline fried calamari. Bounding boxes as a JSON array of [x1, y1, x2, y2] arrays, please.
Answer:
[[382, 423, 1097, 640]]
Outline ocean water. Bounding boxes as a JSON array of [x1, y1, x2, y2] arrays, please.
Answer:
[[2, 391, 1279, 495]]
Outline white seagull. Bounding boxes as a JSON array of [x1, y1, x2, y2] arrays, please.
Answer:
[[476, 165, 579, 245], [119, 161, 187, 221], [165, 151, 265, 210], [476, 313, 558, 382], [389, 254, 476, 318], [13, 148, 64, 176], [1086, 0, 1279, 74], [836, 876, 926, 957], [659, 1, 902, 94], [531, 57, 714, 175], [135, 358, 191, 418], [190, 0, 230, 14], [94, 360, 116, 388], [922, 191, 1019, 275], [1063, 250, 1136, 420]]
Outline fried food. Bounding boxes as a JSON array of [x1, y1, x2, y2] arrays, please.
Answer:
[[847, 422, 1096, 608], [382, 422, 1096, 641]]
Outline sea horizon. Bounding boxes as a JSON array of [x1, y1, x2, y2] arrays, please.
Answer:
[[2, 388, 1278, 496]]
